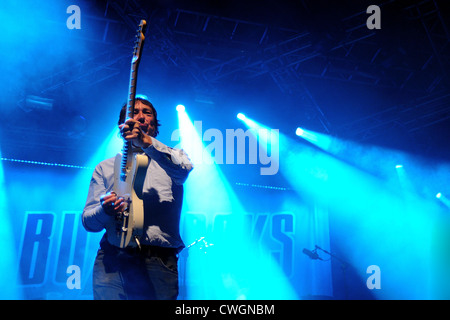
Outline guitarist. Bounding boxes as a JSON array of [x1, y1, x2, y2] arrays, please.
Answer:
[[82, 95, 193, 300]]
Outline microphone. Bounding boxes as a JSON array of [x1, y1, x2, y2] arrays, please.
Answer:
[[303, 248, 322, 260]]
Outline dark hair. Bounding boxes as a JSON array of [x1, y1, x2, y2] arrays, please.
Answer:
[[118, 95, 161, 137]]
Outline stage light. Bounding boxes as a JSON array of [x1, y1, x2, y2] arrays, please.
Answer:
[[436, 192, 450, 209], [175, 109, 296, 299], [233, 113, 279, 175], [276, 130, 448, 299], [295, 127, 332, 151], [176, 104, 185, 112], [295, 127, 305, 136]]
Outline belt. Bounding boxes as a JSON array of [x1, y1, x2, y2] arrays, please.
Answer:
[[101, 239, 178, 258], [134, 245, 178, 258]]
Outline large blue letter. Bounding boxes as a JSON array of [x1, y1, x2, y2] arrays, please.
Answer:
[[19, 213, 54, 285]]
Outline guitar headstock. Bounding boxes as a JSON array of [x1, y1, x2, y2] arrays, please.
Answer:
[[132, 20, 147, 63]]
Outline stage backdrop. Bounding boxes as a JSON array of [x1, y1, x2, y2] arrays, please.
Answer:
[[1, 159, 333, 300]]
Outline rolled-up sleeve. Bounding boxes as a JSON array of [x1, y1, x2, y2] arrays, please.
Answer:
[[143, 137, 193, 185]]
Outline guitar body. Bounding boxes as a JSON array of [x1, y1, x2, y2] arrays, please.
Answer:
[[106, 152, 149, 248], [105, 20, 148, 248]]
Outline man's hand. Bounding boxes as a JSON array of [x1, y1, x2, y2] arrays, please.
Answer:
[[119, 118, 152, 149], [100, 192, 126, 216]]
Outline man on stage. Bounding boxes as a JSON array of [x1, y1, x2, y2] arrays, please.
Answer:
[[82, 95, 193, 300]]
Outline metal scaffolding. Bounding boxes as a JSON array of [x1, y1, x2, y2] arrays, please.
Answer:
[[20, 0, 450, 150]]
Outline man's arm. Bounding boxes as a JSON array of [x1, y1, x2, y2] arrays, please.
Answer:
[[81, 161, 114, 232], [143, 137, 193, 185], [119, 118, 193, 184]]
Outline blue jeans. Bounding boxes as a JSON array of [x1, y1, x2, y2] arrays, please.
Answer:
[[92, 240, 179, 300]]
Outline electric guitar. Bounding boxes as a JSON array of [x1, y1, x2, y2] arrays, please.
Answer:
[[106, 20, 148, 248]]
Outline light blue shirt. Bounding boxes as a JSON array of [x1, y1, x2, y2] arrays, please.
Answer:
[[82, 137, 193, 250]]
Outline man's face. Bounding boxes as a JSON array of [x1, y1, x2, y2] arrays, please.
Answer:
[[133, 100, 156, 137]]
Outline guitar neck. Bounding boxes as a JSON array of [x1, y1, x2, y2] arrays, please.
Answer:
[[120, 62, 139, 179], [120, 19, 147, 180], [126, 57, 140, 120]]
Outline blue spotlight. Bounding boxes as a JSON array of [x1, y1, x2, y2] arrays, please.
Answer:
[[175, 109, 294, 299], [175, 110, 295, 299], [295, 127, 332, 151], [436, 192, 450, 209], [236, 113, 259, 130], [176, 104, 185, 112], [395, 164, 403, 169], [295, 127, 305, 137], [233, 113, 279, 175]]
